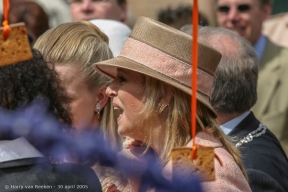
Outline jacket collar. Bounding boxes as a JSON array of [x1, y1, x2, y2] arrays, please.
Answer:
[[228, 112, 260, 138], [0, 137, 43, 164]]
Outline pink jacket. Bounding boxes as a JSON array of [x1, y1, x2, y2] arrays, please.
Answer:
[[187, 132, 251, 192]]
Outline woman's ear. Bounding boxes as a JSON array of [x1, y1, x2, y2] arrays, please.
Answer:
[[158, 86, 172, 113], [95, 86, 109, 112]]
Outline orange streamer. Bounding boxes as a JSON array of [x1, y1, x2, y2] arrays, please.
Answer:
[[191, 0, 199, 160], [2, 0, 10, 40]]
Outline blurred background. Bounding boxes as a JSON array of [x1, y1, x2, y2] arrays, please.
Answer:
[[1, 0, 287, 28]]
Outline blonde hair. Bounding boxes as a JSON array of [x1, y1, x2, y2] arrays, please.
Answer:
[[34, 21, 121, 150], [142, 76, 248, 180]]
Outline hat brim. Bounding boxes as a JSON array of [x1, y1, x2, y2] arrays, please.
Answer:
[[93, 56, 217, 118]]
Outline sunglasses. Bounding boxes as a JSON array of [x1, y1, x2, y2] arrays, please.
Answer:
[[217, 4, 251, 13]]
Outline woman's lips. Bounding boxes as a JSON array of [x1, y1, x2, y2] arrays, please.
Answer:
[[113, 104, 123, 123], [117, 113, 122, 122]]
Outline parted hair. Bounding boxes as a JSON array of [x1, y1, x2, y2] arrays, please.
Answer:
[[34, 21, 121, 150]]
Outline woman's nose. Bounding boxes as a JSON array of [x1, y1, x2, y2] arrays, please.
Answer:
[[106, 81, 117, 97]]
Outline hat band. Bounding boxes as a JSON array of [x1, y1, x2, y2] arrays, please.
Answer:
[[119, 38, 214, 98]]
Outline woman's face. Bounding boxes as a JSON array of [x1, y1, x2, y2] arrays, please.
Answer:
[[55, 65, 99, 131], [106, 68, 146, 140]]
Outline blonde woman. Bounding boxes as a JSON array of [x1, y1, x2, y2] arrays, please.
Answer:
[[34, 21, 123, 189], [94, 17, 251, 191]]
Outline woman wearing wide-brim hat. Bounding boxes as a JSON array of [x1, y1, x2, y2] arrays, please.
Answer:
[[93, 16, 251, 191]]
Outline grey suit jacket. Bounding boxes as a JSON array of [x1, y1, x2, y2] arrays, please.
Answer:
[[252, 38, 288, 155]]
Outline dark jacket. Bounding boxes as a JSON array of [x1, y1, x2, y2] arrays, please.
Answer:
[[0, 138, 102, 192], [229, 112, 288, 192]]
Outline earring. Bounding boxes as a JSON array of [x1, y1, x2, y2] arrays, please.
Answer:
[[96, 103, 101, 119], [158, 103, 167, 114]]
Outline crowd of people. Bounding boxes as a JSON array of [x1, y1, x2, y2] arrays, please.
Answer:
[[0, 0, 288, 192]]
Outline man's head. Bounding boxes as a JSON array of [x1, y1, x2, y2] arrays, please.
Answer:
[[196, 26, 258, 116], [68, 0, 127, 22], [157, 5, 209, 29], [216, 0, 272, 45], [8, 1, 49, 45]]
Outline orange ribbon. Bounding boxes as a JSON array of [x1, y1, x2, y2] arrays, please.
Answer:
[[191, 0, 199, 160], [2, 0, 10, 40]]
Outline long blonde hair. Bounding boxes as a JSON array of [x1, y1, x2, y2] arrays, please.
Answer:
[[142, 76, 248, 179], [34, 21, 121, 150]]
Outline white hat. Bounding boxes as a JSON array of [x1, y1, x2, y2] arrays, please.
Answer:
[[89, 19, 131, 57]]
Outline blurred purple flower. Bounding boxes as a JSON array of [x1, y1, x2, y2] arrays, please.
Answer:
[[0, 98, 203, 192]]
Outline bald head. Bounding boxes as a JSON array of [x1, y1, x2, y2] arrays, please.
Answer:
[[189, 26, 258, 115]]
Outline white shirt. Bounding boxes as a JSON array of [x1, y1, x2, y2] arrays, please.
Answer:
[[220, 111, 251, 135], [0, 137, 43, 163]]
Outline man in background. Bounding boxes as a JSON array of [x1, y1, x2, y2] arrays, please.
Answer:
[[0, 0, 71, 28], [181, 24, 288, 191], [7, 1, 49, 45], [67, 0, 127, 23], [157, 5, 209, 29], [216, 0, 288, 155]]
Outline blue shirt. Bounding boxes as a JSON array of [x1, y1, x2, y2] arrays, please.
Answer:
[[220, 111, 251, 135], [253, 35, 267, 62]]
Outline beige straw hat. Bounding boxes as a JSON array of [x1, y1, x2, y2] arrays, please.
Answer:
[[93, 16, 221, 117]]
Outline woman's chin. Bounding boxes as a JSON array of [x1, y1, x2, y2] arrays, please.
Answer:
[[117, 127, 127, 137]]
